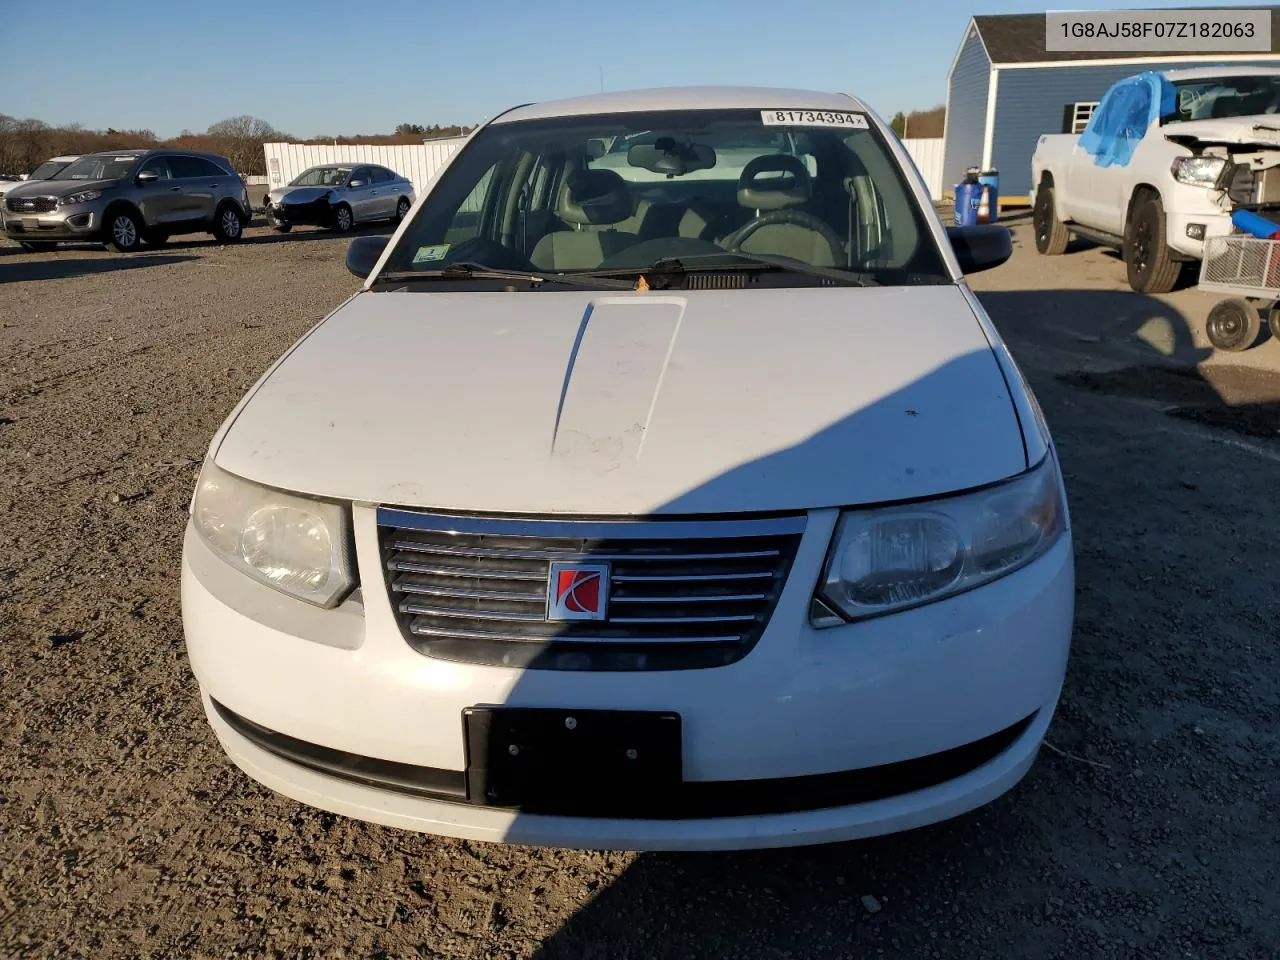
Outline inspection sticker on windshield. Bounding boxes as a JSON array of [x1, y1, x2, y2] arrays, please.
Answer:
[[411, 244, 450, 264], [761, 110, 868, 129]]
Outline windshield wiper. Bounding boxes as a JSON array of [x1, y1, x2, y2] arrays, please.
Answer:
[[373, 261, 636, 290], [583, 252, 883, 287]]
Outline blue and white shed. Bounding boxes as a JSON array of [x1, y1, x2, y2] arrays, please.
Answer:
[[942, 10, 1280, 202]]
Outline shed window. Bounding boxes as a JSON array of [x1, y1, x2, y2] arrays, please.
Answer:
[[1062, 101, 1100, 135]]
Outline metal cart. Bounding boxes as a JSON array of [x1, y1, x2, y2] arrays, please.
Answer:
[[1198, 234, 1280, 351]]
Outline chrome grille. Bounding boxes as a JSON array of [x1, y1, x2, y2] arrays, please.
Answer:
[[377, 508, 805, 671], [5, 196, 57, 214]]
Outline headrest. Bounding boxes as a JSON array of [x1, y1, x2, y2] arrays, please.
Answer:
[[557, 168, 632, 226], [737, 155, 812, 210]]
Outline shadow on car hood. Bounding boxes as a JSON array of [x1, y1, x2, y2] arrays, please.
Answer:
[[213, 285, 1026, 515]]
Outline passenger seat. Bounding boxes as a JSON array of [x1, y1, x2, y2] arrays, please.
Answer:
[[530, 170, 638, 271]]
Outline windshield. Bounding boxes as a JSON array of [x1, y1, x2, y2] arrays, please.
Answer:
[[291, 166, 353, 187], [379, 107, 947, 285], [60, 155, 140, 181], [1169, 75, 1280, 121], [29, 160, 73, 181]]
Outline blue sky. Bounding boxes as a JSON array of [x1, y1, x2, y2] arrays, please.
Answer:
[[1, 0, 1271, 137]]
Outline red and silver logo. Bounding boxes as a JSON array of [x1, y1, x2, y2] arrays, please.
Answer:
[[546, 562, 610, 621]]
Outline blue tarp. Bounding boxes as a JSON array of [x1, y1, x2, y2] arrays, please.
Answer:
[[1077, 72, 1177, 168]]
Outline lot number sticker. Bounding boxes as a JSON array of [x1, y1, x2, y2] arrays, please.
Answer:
[[412, 244, 451, 264], [761, 110, 868, 129]]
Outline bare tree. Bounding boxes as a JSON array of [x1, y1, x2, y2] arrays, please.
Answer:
[[206, 116, 283, 175]]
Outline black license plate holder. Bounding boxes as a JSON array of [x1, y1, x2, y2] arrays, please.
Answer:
[[463, 707, 681, 816]]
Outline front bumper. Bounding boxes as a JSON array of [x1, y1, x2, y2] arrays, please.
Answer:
[[3, 203, 99, 241], [182, 503, 1074, 850], [267, 198, 333, 227]]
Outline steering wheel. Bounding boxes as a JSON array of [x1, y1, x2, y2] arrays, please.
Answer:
[[723, 208, 846, 264]]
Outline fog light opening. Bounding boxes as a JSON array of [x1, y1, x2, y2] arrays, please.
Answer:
[[1186, 223, 1206, 240]]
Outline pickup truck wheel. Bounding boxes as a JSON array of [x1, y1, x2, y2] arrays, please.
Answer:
[[1033, 182, 1069, 255], [1206, 298, 1260, 351], [1124, 197, 1181, 294], [1270, 305, 1280, 342]]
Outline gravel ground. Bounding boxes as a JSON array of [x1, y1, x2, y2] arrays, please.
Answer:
[[1, 218, 1278, 959]]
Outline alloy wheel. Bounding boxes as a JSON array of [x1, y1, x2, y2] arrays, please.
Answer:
[[113, 215, 137, 249]]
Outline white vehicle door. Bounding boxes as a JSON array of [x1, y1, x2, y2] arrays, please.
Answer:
[[1078, 77, 1160, 236]]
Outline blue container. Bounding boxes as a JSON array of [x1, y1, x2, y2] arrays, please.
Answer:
[[1231, 208, 1280, 239], [954, 182, 982, 226]]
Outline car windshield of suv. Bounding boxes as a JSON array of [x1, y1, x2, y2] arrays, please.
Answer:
[[379, 107, 947, 285], [29, 160, 73, 181], [60, 155, 140, 181], [1169, 75, 1280, 121], [291, 166, 353, 187]]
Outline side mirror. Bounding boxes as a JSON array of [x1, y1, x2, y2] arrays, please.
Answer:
[[946, 224, 1012, 274], [346, 235, 390, 279], [136, 169, 159, 184], [348, 179, 365, 189]]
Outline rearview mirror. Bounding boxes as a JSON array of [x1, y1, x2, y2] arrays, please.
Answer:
[[348, 179, 365, 189], [136, 170, 159, 183], [945, 224, 1012, 274], [346, 234, 389, 279], [628, 138, 716, 176]]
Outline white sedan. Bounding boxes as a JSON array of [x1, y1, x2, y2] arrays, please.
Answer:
[[182, 85, 1073, 851]]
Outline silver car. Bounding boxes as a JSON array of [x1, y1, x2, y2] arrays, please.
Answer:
[[265, 164, 415, 234]]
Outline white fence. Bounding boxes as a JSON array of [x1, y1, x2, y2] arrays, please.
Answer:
[[260, 138, 467, 196], [901, 138, 944, 201]]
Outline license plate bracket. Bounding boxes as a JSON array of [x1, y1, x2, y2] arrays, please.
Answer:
[[463, 707, 681, 816]]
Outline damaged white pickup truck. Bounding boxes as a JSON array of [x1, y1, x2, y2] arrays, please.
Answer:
[[1031, 66, 1280, 293]]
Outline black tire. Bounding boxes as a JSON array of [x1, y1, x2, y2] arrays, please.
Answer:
[[1033, 180, 1069, 255], [1124, 194, 1181, 294], [143, 229, 169, 248], [1206, 298, 1261, 352], [332, 203, 354, 233], [394, 196, 411, 223], [1270, 305, 1280, 342], [272, 223, 292, 233], [19, 241, 58, 253], [104, 208, 143, 253], [212, 204, 245, 243]]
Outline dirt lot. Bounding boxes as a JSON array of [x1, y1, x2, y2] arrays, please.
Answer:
[[1, 218, 1278, 959]]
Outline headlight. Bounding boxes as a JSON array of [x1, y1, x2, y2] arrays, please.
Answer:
[[59, 190, 102, 206], [814, 455, 1066, 625], [1170, 156, 1226, 187], [190, 461, 355, 607]]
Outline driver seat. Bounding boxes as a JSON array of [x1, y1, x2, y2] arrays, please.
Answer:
[[530, 169, 638, 271], [722, 155, 843, 266]]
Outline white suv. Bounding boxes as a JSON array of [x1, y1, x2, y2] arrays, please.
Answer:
[[182, 86, 1073, 851]]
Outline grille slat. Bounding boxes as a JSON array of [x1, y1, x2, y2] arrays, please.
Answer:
[[389, 538, 781, 563], [611, 571, 774, 583], [394, 581, 547, 603], [379, 509, 804, 672], [388, 558, 547, 580]]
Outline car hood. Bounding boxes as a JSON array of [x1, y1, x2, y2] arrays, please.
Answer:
[[213, 285, 1027, 515], [1163, 115, 1280, 146], [269, 185, 335, 204], [7, 177, 117, 199]]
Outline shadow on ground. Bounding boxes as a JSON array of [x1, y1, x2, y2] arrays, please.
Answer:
[[0, 254, 197, 283]]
